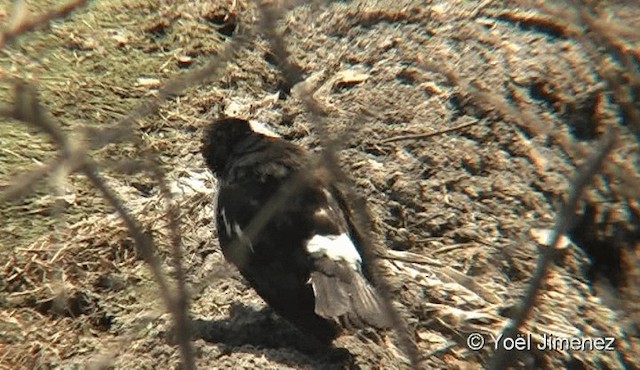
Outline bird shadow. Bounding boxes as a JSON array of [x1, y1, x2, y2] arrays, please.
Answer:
[[191, 303, 359, 369]]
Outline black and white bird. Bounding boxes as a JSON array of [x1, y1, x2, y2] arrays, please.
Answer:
[[201, 117, 391, 344]]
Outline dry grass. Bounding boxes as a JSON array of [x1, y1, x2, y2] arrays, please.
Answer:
[[0, 0, 638, 369]]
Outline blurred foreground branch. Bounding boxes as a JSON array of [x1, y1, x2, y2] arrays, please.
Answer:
[[0, 0, 88, 49], [1, 81, 197, 370], [257, 1, 422, 367], [487, 129, 617, 369]]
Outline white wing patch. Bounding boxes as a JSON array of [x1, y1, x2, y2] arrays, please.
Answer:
[[220, 208, 232, 236], [219, 208, 254, 253], [306, 233, 362, 270], [233, 222, 254, 253]]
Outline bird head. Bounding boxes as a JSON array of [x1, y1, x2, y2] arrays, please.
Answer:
[[201, 117, 255, 176]]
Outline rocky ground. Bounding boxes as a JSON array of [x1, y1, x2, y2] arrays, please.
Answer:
[[0, 0, 638, 369]]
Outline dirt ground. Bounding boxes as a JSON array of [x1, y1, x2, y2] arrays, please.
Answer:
[[0, 0, 638, 369]]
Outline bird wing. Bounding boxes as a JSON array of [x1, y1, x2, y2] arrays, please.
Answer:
[[216, 182, 262, 272], [215, 137, 308, 269], [306, 184, 392, 329], [213, 130, 391, 329]]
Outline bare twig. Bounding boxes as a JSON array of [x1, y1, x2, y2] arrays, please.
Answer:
[[148, 162, 195, 370], [89, 34, 249, 150], [1, 33, 250, 203], [573, 4, 640, 136], [80, 164, 172, 299], [257, 1, 421, 366], [487, 129, 617, 369], [537, 2, 639, 136], [2, 80, 196, 370], [0, 12, 257, 369], [0, 155, 65, 204], [0, 0, 88, 49], [257, 2, 305, 91], [418, 59, 549, 137], [6, 82, 75, 153], [381, 119, 480, 143], [83, 164, 197, 370]]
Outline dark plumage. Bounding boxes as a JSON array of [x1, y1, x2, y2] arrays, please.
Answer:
[[201, 117, 390, 344]]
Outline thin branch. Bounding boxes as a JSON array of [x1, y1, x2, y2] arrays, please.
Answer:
[[6, 82, 73, 154], [574, 4, 640, 136], [487, 129, 617, 370], [381, 119, 480, 143], [257, 2, 305, 91], [1, 32, 250, 202], [148, 162, 195, 370], [0, 0, 88, 49], [80, 163, 172, 299], [257, 1, 421, 366], [0, 155, 65, 204], [1, 17, 257, 370], [418, 59, 549, 137], [2, 80, 196, 370], [88, 34, 249, 150]]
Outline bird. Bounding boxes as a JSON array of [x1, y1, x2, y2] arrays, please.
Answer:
[[201, 117, 391, 344]]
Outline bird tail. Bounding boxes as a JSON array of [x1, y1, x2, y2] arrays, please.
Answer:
[[310, 267, 392, 329]]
